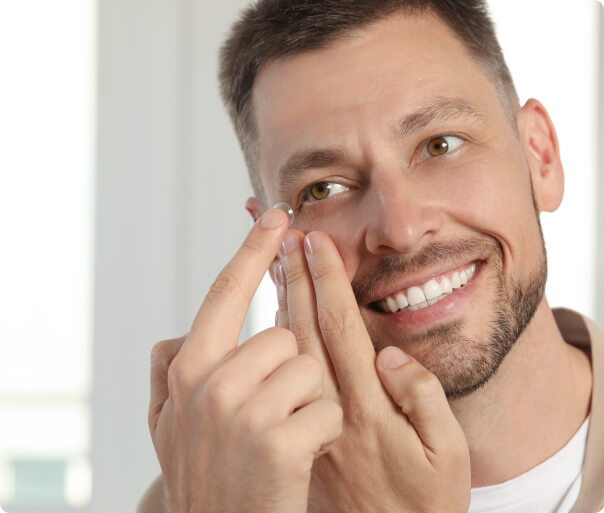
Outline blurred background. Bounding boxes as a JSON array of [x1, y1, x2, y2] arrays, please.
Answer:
[[0, 0, 602, 511]]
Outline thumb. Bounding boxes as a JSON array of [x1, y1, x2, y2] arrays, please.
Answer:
[[376, 346, 466, 456]]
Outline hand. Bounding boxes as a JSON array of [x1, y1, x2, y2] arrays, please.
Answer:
[[276, 230, 471, 513], [148, 209, 343, 513]]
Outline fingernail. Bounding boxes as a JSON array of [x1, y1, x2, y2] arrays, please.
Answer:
[[304, 232, 323, 255], [378, 346, 410, 370], [272, 202, 294, 226], [280, 232, 299, 256], [261, 208, 285, 229]]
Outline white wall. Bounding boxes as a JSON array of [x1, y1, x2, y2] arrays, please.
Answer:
[[93, 1, 251, 511], [488, 0, 600, 320]]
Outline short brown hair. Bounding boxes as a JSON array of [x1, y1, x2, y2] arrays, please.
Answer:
[[219, 0, 519, 204]]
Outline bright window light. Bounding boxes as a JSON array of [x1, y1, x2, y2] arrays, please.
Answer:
[[0, 0, 95, 507]]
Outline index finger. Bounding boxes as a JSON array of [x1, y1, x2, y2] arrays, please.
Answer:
[[181, 207, 289, 365], [303, 231, 381, 398]]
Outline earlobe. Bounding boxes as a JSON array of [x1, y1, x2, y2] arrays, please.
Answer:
[[517, 99, 564, 212], [245, 196, 266, 223]]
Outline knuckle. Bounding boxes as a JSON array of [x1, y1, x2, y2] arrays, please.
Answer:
[[150, 340, 170, 363], [241, 236, 264, 258], [259, 428, 293, 467], [263, 327, 299, 354], [206, 271, 246, 303], [150, 337, 184, 366], [288, 318, 317, 352], [235, 402, 268, 435], [166, 354, 195, 393], [406, 370, 442, 404], [317, 307, 359, 337], [200, 372, 236, 416], [296, 354, 323, 383], [325, 401, 344, 431], [308, 261, 333, 282], [284, 264, 306, 285], [346, 402, 375, 429]]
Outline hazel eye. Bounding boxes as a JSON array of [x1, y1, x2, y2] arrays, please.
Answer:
[[422, 135, 464, 158], [310, 182, 330, 200], [305, 182, 349, 201], [428, 137, 449, 156]]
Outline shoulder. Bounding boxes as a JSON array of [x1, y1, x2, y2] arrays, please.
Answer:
[[137, 474, 169, 513]]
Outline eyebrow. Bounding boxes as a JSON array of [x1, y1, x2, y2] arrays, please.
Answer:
[[277, 148, 348, 197], [276, 97, 485, 195], [393, 97, 485, 139]]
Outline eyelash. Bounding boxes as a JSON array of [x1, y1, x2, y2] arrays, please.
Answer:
[[300, 181, 351, 204]]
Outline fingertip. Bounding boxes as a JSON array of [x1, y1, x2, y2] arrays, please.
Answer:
[[260, 207, 289, 230], [272, 202, 295, 226], [304, 231, 324, 255]]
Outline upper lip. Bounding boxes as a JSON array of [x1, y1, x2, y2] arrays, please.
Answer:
[[362, 258, 482, 307]]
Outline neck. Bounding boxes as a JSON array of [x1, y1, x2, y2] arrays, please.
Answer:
[[449, 301, 592, 488]]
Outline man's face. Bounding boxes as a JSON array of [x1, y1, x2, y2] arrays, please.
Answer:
[[251, 13, 552, 398]]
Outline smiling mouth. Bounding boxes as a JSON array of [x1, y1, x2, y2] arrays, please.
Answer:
[[372, 261, 481, 313]]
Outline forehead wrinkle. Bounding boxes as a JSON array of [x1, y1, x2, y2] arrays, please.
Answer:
[[393, 97, 486, 140], [276, 147, 348, 197]]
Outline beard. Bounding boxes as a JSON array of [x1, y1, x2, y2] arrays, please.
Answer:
[[353, 233, 547, 400]]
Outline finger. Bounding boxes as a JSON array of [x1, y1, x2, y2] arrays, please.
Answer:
[[238, 354, 324, 432], [202, 327, 299, 412], [280, 230, 339, 397], [376, 346, 467, 459], [275, 261, 290, 329], [278, 399, 343, 458], [181, 208, 289, 370], [303, 231, 378, 397], [149, 336, 186, 433]]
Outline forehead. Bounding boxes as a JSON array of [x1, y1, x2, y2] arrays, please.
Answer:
[[252, 12, 500, 188]]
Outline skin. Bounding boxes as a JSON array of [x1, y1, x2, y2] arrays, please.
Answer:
[[249, 13, 591, 486], [145, 11, 593, 513]]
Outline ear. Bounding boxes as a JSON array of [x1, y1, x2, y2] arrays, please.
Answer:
[[245, 196, 266, 222], [517, 99, 564, 212]]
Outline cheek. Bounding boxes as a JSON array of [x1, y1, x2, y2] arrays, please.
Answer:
[[431, 153, 540, 271], [292, 206, 365, 282]]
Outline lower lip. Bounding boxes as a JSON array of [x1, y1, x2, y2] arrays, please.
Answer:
[[367, 262, 484, 330]]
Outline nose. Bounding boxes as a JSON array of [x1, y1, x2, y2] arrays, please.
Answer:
[[363, 175, 443, 256]]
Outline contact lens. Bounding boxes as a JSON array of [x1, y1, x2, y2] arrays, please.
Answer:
[[272, 202, 294, 226]]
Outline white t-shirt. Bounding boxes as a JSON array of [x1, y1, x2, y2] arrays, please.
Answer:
[[469, 418, 593, 513]]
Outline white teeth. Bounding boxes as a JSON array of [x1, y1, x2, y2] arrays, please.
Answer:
[[460, 270, 468, 286], [407, 286, 426, 306], [378, 262, 479, 313], [451, 272, 461, 289], [395, 292, 408, 309], [440, 276, 453, 294], [423, 279, 442, 301], [386, 296, 398, 312]]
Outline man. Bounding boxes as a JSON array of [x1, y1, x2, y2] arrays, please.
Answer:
[[139, 1, 604, 512]]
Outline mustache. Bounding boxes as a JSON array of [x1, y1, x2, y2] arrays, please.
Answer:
[[351, 236, 502, 305]]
